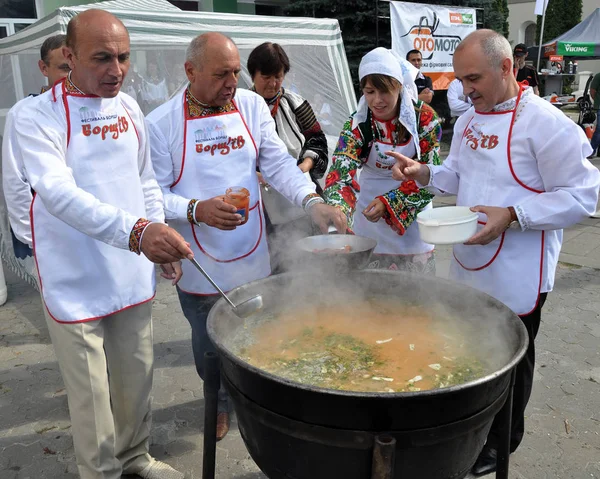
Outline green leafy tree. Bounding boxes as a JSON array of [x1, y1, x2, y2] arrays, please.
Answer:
[[285, 0, 384, 94], [535, 0, 582, 44]]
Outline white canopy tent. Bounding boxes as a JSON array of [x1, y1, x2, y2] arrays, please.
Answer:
[[0, 0, 356, 287]]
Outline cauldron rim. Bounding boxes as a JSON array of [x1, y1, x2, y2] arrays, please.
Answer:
[[207, 270, 529, 399]]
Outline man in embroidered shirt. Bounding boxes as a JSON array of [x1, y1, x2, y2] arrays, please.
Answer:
[[389, 29, 599, 476], [2, 9, 193, 479], [147, 32, 346, 441]]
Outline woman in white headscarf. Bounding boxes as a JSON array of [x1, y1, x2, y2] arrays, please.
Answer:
[[323, 47, 442, 273]]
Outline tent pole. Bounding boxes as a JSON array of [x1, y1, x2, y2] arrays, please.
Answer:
[[536, 1, 548, 73], [375, 0, 380, 46]]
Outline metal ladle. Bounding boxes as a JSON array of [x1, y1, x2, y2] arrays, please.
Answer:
[[188, 257, 263, 318]]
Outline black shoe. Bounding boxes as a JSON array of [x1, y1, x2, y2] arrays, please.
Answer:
[[471, 446, 497, 476]]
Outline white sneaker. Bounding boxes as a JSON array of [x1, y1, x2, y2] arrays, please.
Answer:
[[138, 460, 185, 479]]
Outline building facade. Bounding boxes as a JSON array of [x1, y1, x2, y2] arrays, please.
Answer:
[[508, 0, 600, 86]]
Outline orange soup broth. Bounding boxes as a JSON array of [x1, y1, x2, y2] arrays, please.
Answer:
[[241, 301, 476, 393]]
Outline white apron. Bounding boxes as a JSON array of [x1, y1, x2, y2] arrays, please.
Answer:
[[172, 94, 270, 294], [451, 88, 544, 315], [32, 84, 156, 323], [353, 137, 433, 255]]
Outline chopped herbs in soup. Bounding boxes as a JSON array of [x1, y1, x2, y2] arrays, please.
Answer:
[[235, 301, 488, 393]]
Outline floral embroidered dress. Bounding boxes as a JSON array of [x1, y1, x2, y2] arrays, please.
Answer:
[[323, 101, 442, 273]]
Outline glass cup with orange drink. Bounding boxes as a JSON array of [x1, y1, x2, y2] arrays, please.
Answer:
[[224, 186, 250, 225]]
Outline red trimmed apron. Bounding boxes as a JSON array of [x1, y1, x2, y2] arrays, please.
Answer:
[[451, 88, 544, 315], [32, 83, 155, 322], [171, 93, 269, 294]]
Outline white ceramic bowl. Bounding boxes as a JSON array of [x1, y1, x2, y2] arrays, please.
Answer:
[[416, 206, 478, 245]]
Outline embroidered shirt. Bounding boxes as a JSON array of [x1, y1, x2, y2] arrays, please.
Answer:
[[64, 75, 81, 94], [323, 101, 442, 236], [186, 88, 237, 118]]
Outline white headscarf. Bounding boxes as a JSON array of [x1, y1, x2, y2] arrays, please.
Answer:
[[353, 47, 421, 159]]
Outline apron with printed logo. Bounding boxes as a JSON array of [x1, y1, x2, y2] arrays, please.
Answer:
[[353, 136, 433, 255], [171, 93, 270, 294], [451, 88, 544, 315], [32, 82, 156, 322]]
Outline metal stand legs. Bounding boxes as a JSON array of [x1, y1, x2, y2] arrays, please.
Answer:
[[371, 435, 396, 479], [496, 369, 516, 479], [202, 352, 220, 479]]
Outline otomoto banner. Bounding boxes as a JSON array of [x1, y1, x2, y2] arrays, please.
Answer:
[[390, 1, 477, 90]]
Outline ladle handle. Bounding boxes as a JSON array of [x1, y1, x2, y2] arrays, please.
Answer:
[[188, 257, 237, 309]]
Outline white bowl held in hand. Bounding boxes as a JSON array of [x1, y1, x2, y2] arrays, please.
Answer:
[[416, 206, 478, 245]]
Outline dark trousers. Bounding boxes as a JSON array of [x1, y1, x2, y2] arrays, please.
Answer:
[[487, 292, 548, 452], [591, 109, 600, 153], [176, 288, 231, 413]]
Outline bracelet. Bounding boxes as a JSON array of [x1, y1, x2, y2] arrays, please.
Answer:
[[129, 218, 151, 255], [187, 199, 198, 224], [302, 193, 321, 210], [303, 196, 325, 212], [192, 200, 201, 226]]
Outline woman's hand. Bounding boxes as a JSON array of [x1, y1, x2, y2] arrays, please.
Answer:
[[362, 198, 386, 223], [298, 157, 314, 173]]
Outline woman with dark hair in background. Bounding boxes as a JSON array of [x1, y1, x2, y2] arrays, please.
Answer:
[[247, 42, 329, 272]]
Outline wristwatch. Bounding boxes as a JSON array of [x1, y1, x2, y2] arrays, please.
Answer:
[[507, 206, 520, 230]]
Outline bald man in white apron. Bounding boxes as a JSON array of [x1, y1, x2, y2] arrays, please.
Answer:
[[2, 10, 192, 479], [147, 32, 346, 441], [389, 30, 600, 477]]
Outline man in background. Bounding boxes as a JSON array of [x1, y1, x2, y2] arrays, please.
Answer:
[[513, 43, 539, 95], [446, 77, 472, 118], [406, 49, 434, 103], [37, 34, 70, 93], [4, 34, 70, 264], [141, 61, 170, 113], [589, 71, 600, 157]]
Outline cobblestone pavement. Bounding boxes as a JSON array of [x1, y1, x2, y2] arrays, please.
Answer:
[[1, 246, 599, 478]]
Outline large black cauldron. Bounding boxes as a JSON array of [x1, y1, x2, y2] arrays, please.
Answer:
[[207, 271, 528, 479]]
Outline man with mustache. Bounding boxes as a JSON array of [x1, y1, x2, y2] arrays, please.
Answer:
[[388, 29, 600, 476], [146, 32, 347, 440], [2, 9, 192, 479]]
